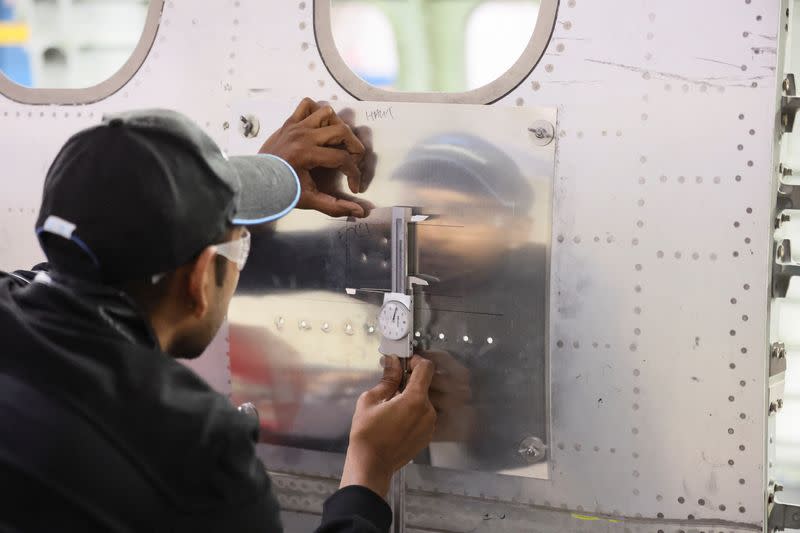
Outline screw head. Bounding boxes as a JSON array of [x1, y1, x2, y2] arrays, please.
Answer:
[[237, 402, 259, 422], [238, 114, 261, 138], [517, 436, 547, 463], [778, 243, 789, 262], [772, 342, 786, 359], [528, 120, 555, 146]]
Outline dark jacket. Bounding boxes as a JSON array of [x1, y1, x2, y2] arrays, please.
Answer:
[[0, 267, 390, 532]]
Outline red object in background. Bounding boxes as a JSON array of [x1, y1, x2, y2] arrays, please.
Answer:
[[229, 323, 306, 436]]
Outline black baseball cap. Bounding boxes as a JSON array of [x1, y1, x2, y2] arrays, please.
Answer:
[[35, 109, 301, 282]]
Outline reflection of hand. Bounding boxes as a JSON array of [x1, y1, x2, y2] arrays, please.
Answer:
[[340, 355, 436, 499], [424, 350, 476, 442], [258, 98, 372, 218]]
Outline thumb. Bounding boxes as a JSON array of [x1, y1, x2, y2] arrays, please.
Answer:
[[364, 355, 403, 404]]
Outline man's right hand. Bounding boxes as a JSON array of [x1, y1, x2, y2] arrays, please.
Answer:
[[340, 356, 436, 499]]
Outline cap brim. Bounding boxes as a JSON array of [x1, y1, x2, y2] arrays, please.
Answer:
[[228, 154, 301, 225]]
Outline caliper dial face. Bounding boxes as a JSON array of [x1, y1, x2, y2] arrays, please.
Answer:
[[378, 300, 411, 341]]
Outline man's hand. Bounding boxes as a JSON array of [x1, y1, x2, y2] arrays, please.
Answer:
[[306, 105, 377, 217], [258, 98, 373, 218], [340, 355, 436, 499]]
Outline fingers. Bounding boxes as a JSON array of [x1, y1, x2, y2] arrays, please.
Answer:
[[327, 189, 375, 217], [358, 151, 377, 193], [301, 190, 366, 218], [311, 124, 365, 157], [304, 146, 362, 181], [352, 126, 375, 193], [362, 355, 403, 404], [285, 97, 319, 125], [300, 105, 336, 129], [346, 170, 360, 196], [404, 355, 435, 394]]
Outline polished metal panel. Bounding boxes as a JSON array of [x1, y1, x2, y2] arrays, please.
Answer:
[[227, 101, 555, 480]]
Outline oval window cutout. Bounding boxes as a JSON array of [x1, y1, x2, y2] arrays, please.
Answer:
[[0, 0, 162, 104], [318, 0, 557, 103]]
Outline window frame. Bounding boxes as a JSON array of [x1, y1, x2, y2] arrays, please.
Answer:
[[0, 0, 164, 105], [314, 0, 559, 103]]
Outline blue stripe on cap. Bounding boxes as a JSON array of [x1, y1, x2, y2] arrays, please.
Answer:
[[35, 227, 101, 267], [231, 154, 302, 225]]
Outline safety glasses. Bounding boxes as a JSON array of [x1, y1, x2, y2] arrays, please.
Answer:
[[150, 229, 251, 285], [214, 228, 251, 272]]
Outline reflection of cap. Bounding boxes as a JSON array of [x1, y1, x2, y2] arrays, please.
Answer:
[[391, 133, 533, 212], [36, 109, 301, 282]]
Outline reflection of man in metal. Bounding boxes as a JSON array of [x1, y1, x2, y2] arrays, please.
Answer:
[[238, 131, 547, 473], [393, 133, 547, 472]]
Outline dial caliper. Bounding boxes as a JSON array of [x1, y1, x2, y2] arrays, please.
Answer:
[[344, 206, 429, 533], [377, 207, 429, 388], [378, 207, 429, 533]]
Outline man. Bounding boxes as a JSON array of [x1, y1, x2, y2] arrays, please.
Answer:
[[0, 98, 436, 532]]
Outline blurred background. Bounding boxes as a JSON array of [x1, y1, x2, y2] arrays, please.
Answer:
[[0, 0, 540, 91]]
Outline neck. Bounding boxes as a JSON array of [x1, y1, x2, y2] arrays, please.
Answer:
[[146, 308, 179, 354]]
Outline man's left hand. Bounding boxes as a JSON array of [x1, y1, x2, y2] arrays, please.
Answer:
[[259, 98, 374, 218]]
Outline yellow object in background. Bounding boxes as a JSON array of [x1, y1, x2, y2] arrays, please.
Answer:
[[0, 22, 29, 46]]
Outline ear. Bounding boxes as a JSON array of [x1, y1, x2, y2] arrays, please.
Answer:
[[186, 246, 217, 318]]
